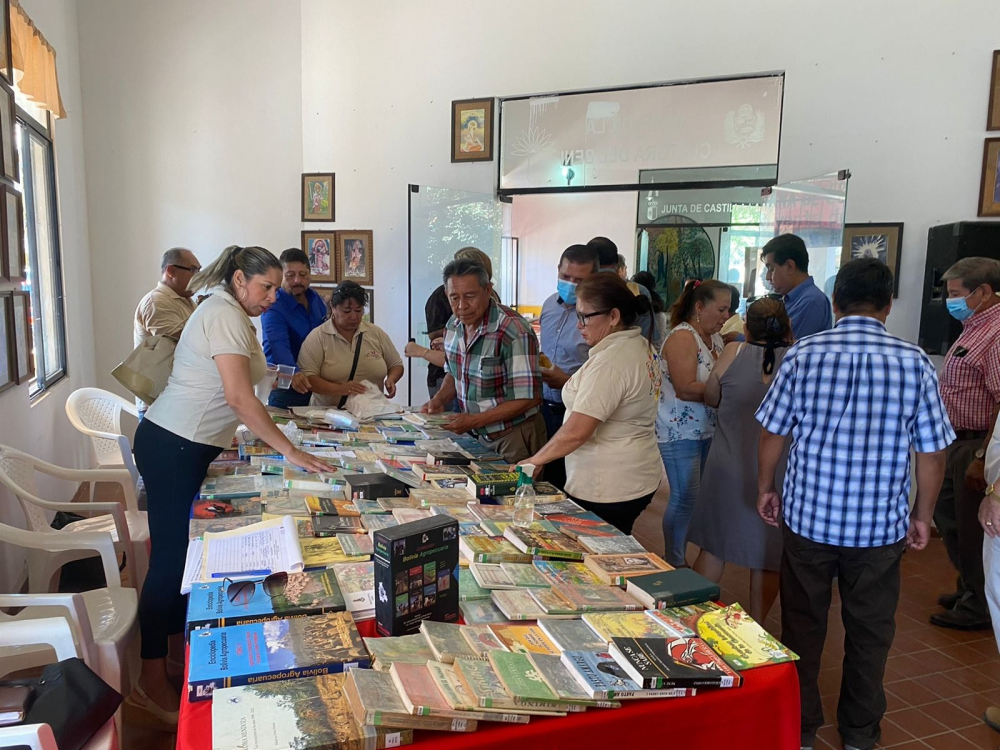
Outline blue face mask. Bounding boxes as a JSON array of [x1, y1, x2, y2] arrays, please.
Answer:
[[557, 279, 577, 305], [946, 294, 976, 321]]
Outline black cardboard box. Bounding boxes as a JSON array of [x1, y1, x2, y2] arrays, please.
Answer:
[[373, 516, 459, 636], [343, 473, 409, 501]]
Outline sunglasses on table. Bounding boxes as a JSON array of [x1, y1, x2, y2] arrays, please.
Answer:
[[223, 572, 289, 604]]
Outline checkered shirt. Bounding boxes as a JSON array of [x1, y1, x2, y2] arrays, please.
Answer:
[[444, 300, 542, 437], [756, 316, 955, 548], [939, 302, 1000, 431]]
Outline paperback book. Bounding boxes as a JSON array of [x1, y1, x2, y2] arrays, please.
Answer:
[[313, 515, 366, 536], [488, 650, 561, 705], [527, 653, 622, 709], [499, 562, 549, 588], [538, 618, 609, 653], [532, 560, 604, 587], [337, 533, 374, 557], [459, 624, 507, 657], [490, 589, 548, 621], [550, 583, 643, 612], [648, 601, 723, 634], [577, 535, 648, 555], [582, 611, 678, 646], [425, 661, 533, 722], [560, 651, 697, 700], [583, 553, 673, 586], [332, 561, 376, 621], [609, 636, 742, 689], [408, 488, 472, 507], [459, 536, 532, 564], [391, 508, 433, 525], [200, 475, 284, 500], [452, 658, 567, 714], [695, 603, 798, 670], [459, 599, 512, 625], [503, 527, 586, 561], [469, 562, 514, 589], [300, 537, 368, 568], [458, 569, 491, 601], [419, 620, 480, 663], [344, 668, 477, 733], [487, 624, 561, 655], [362, 634, 434, 670]]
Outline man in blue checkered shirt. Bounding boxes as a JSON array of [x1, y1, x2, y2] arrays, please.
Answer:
[[756, 259, 953, 750]]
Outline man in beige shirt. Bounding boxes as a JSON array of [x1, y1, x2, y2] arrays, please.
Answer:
[[133, 248, 201, 347]]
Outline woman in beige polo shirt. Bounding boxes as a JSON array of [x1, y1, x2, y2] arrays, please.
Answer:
[[298, 281, 404, 406], [519, 273, 661, 534], [130, 246, 329, 722]]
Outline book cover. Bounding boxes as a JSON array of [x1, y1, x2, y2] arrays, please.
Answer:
[[304, 494, 352, 516], [211, 672, 411, 750], [452, 658, 514, 709], [200, 475, 284, 499], [490, 589, 547, 621], [419, 620, 479, 663], [344, 668, 477, 732], [408, 488, 472, 508], [390, 508, 433, 525], [459, 536, 532, 564], [577, 535, 648, 555], [498, 563, 549, 588], [260, 491, 310, 517], [427, 451, 473, 466], [186, 570, 345, 635], [695, 603, 798, 670], [649, 601, 723, 633], [459, 600, 512, 625], [331, 561, 376, 621], [527, 587, 580, 616], [314, 515, 366, 536], [582, 612, 677, 646], [531, 561, 603, 587], [583, 553, 673, 585], [527, 653, 622, 708], [188, 516, 261, 540], [488, 650, 559, 704], [361, 515, 400, 533], [531, 499, 584, 516], [337, 533, 373, 557], [388, 662, 452, 716], [425, 661, 534, 722], [429, 477, 469, 490], [466, 472, 521, 500], [373, 515, 460, 636], [487, 624, 560, 655], [467, 504, 515, 522], [537, 618, 608, 653], [376, 497, 416, 511], [300, 537, 368, 568], [469, 562, 515, 590], [458, 569, 491, 601], [546, 519, 623, 540], [550, 584, 643, 612], [560, 651, 696, 700], [344, 474, 409, 501], [416, 464, 471, 481], [503, 527, 585, 561], [353, 500, 387, 515], [625, 568, 720, 609], [361, 634, 434, 668], [459, 624, 507, 657], [429, 505, 478, 524], [188, 611, 368, 702], [609, 636, 742, 689]]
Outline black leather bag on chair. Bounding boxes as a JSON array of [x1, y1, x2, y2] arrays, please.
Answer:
[[1, 658, 122, 750]]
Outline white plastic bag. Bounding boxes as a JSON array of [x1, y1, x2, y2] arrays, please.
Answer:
[[344, 381, 404, 420], [323, 409, 360, 430]]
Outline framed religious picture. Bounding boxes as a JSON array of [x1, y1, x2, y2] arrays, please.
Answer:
[[451, 98, 493, 163], [335, 230, 374, 285], [301, 230, 336, 283], [0, 0, 12, 85], [0, 292, 14, 395], [301, 172, 335, 222], [841, 222, 904, 297], [979, 138, 1000, 217], [10, 290, 31, 383], [0, 80, 15, 183], [988, 51, 1000, 131], [2, 184, 24, 281]]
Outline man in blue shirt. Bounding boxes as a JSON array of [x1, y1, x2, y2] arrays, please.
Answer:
[[761, 233, 833, 339], [587, 236, 654, 340], [756, 259, 953, 750], [261, 248, 327, 409]]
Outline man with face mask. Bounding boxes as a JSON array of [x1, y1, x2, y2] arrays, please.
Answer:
[[538, 244, 600, 488], [932, 256, 1000, 631]]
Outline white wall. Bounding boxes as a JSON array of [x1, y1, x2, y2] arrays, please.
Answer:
[[0, 0, 97, 592], [511, 192, 638, 308], [77, 0, 304, 393]]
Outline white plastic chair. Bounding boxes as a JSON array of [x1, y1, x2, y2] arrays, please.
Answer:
[[0, 619, 119, 750], [64, 388, 140, 494], [0, 523, 138, 702], [0, 445, 149, 592]]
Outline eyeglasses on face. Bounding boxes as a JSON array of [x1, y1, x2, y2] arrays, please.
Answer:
[[223, 571, 288, 604], [171, 264, 201, 273], [576, 309, 610, 326]]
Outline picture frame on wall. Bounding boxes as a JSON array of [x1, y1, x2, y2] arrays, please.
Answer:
[[2, 184, 24, 281], [0, 80, 16, 183], [301, 230, 336, 283], [0, 0, 12, 85], [301, 172, 335, 222], [451, 98, 494, 163], [0, 292, 14, 395], [11, 290, 31, 384], [988, 51, 1000, 131], [979, 138, 1000, 217], [335, 230, 374, 286], [841, 222, 904, 298]]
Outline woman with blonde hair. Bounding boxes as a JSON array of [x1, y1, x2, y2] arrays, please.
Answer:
[[130, 246, 330, 722]]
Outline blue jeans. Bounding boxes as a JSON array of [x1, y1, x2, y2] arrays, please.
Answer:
[[659, 438, 712, 567]]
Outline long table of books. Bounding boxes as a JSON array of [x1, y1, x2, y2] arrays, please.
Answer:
[[176, 409, 801, 750]]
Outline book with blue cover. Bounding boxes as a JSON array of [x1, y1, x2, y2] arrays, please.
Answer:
[[187, 611, 368, 702], [185, 569, 346, 636]]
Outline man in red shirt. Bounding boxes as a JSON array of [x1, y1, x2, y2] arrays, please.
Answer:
[[933, 257, 1000, 630]]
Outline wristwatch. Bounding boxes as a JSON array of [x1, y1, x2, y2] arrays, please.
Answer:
[[975, 447, 986, 460]]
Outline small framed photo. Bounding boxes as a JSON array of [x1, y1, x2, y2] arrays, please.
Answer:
[[451, 98, 493, 163], [0, 0, 12, 85], [2, 184, 24, 281], [335, 230, 374, 285], [0, 79, 16, 183], [301, 172, 335, 222], [841, 223, 904, 298], [301, 230, 336, 283], [0, 292, 14, 394], [989, 51, 1000, 131], [979, 138, 1000, 217], [10, 290, 31, 383]]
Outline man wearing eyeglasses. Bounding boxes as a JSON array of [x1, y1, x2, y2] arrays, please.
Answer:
[[133, 247, 201, 348]]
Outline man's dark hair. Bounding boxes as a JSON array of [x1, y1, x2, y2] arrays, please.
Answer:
[[279, 247, 309, 266], [632, 271, 664, 314], [728, 284, 740, 313], [161, 247, 190, 271], [761, 233, 809, 273], [587, 236, 619, 267], [559, 244, 599, 272], [443, 258, 490, 289], [833, 258, 893, 314]]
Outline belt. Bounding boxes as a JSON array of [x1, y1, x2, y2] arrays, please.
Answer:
[[954, 430, 988, 441], [543, 400, 565, 408]]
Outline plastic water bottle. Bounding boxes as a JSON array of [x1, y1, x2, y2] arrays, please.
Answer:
[[512, 467, 536, 527]]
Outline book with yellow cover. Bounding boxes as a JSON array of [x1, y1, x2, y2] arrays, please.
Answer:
[[487, 624, 561, 655], [582, 611, 677, 646], [695, 603, 798, 671]]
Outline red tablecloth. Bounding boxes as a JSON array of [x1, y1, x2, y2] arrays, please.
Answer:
[[178, 619, 801, 750]]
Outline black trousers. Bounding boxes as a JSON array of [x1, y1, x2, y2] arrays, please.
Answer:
[[268, 387, 311, 409], [780, 526, 905, 749], [572, 492, 655, 536], [540, 400, 567, 490], [134, 419, 222, 660]]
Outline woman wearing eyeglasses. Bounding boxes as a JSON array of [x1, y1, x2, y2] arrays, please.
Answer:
[[658, 278, 731, 566], [519, 273, 661, 534], [687, 295, 793, 622]]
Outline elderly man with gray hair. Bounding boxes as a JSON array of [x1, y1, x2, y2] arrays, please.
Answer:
[[133, 247, 202, 347], [931, 256, 1000, 631]]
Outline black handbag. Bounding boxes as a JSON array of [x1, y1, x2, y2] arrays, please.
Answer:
[[1, 658, 122, 750]]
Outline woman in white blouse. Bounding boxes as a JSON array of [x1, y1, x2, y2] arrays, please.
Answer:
[[131, 246, 329, 723]]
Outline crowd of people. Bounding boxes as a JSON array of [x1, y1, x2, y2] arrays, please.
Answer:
[[126, 235, 1000, 750]]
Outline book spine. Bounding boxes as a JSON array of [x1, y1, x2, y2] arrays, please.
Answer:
[[188, 660, 370, 702], [609, 687, 697, 699], [655, 587, 722, 608], [534, 550, 584, 562]]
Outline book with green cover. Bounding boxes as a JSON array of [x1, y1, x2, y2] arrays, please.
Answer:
[[458, 569, 491, 601], [490, 589, 547, 621], [452, 658, 568, 714], [466, 472, 520, 500], [424, 661, 532, 723], [503, 527, 586, 561], [419, 620, 479, 663], [577, 535, 648, 555], [362, 634, 434, 670], [344, 668, 478, 733], [337, 533, 373, 557], [532, 560, 604, 587], [527, 653, 622, 709], [550, 583, 643, 612], [527, 587, 582, 616], [469, 562, 514, 589], [537, 618, 608, 653], [459, 536, 532, 564], [625, 567, 720, 609], [695, 603, 798, 670], [211, 672, 412, 750], [200, 474, 284, 499], [459, 599, 512, 625], [499, 562, 549, 588], [488, 650, 559, 704], [582, 612, 677, 646]]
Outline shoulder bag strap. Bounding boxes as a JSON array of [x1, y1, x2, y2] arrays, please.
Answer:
[[338, 331, 365, 409]]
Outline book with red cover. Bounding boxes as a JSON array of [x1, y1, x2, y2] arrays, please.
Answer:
[[608, 636, 742, 690]]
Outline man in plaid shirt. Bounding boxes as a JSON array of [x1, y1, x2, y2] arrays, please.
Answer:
[[423, 258, 545, 463], [756, 259, 953, 750]]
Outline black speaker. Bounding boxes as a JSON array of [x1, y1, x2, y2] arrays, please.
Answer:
[[918, 221, 1000, 355]]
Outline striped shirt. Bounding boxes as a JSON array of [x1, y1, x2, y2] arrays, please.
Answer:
[[444, 300, 542, 437], [939, 302, 1000, 431], [756, 316, 955, 547]]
